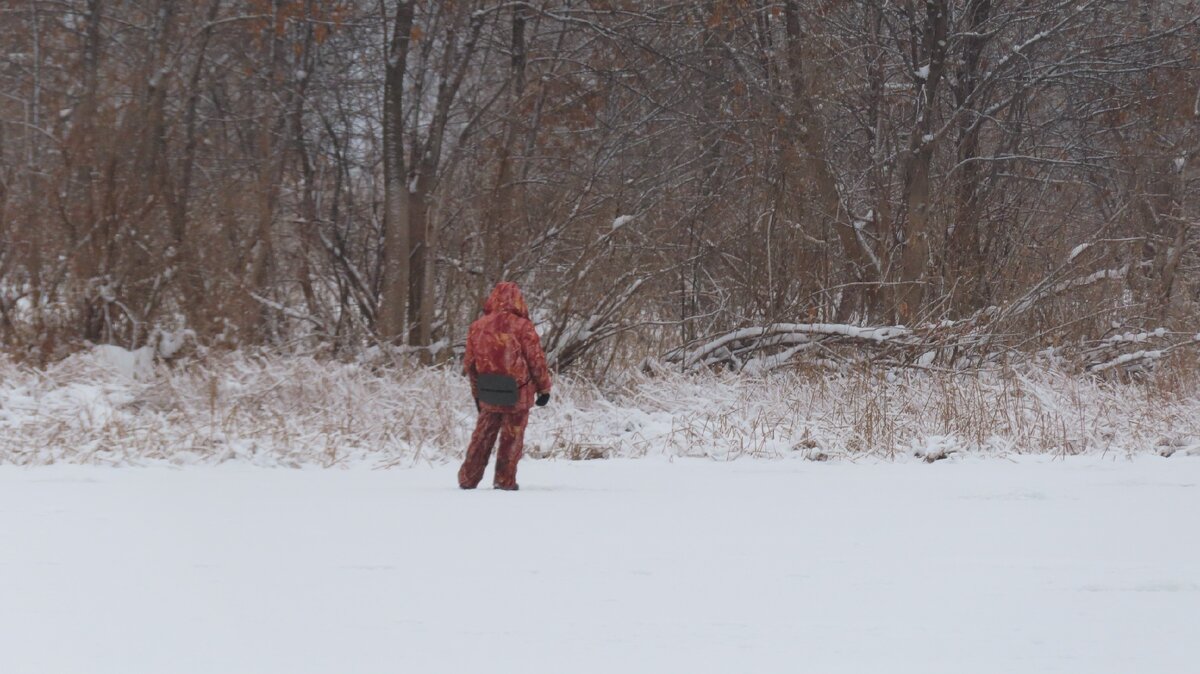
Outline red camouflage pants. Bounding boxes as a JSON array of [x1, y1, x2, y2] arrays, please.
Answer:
[[458, 409, 529, 489]]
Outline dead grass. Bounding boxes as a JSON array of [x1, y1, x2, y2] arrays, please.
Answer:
[[1, 348, 1198, 466]]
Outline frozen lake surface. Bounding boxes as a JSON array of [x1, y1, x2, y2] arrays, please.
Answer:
[[2, 456, 1197, 673]]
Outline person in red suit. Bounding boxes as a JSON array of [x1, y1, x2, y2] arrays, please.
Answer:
[[459, 282, 552, 490]]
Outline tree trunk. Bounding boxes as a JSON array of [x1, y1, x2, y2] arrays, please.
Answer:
[[242, 0, 287, 342], [484, 5, 528, 284], [378, 0, 415, 344], [292, 0, 322, 327], [783, 0, 878, 322], [407, 181, 429, 348], [406, 6, 484, 349], [894, 0, 949, 323], [165, 0, 221, 333], [944, 0, 991, 316], [72, 0, 105, 340]]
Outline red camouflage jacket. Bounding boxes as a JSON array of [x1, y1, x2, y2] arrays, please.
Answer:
[[464, 282, 552, 412]]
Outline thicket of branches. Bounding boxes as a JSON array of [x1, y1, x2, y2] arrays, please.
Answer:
[[2, 1, 1198, 373]]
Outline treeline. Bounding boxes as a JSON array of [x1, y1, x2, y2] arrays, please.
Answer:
[[1, 1, 1197, 371]]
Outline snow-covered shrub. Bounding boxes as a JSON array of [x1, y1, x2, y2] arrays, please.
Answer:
[[1, 346, 1198, 466]]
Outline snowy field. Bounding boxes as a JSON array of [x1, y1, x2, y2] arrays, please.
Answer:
[[3, 456, 1198, 674]]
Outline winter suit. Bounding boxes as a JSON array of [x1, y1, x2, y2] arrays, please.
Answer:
[[459, 282, 552, 490]]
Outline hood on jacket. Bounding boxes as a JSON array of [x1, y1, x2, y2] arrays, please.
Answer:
[[483, 282, 530, 319]]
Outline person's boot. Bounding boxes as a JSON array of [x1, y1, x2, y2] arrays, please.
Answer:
[[494, 483, 519, 491]]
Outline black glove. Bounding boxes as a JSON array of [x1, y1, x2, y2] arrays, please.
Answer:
[[535, 392, 551, 407]]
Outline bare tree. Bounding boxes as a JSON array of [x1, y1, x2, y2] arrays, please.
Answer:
[[0, 0, 1195, 372]]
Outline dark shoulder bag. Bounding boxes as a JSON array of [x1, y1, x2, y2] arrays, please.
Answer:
[[477, 373, 520, 407]]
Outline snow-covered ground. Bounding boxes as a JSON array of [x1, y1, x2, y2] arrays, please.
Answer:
[[3, 457, 1198, 673]]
